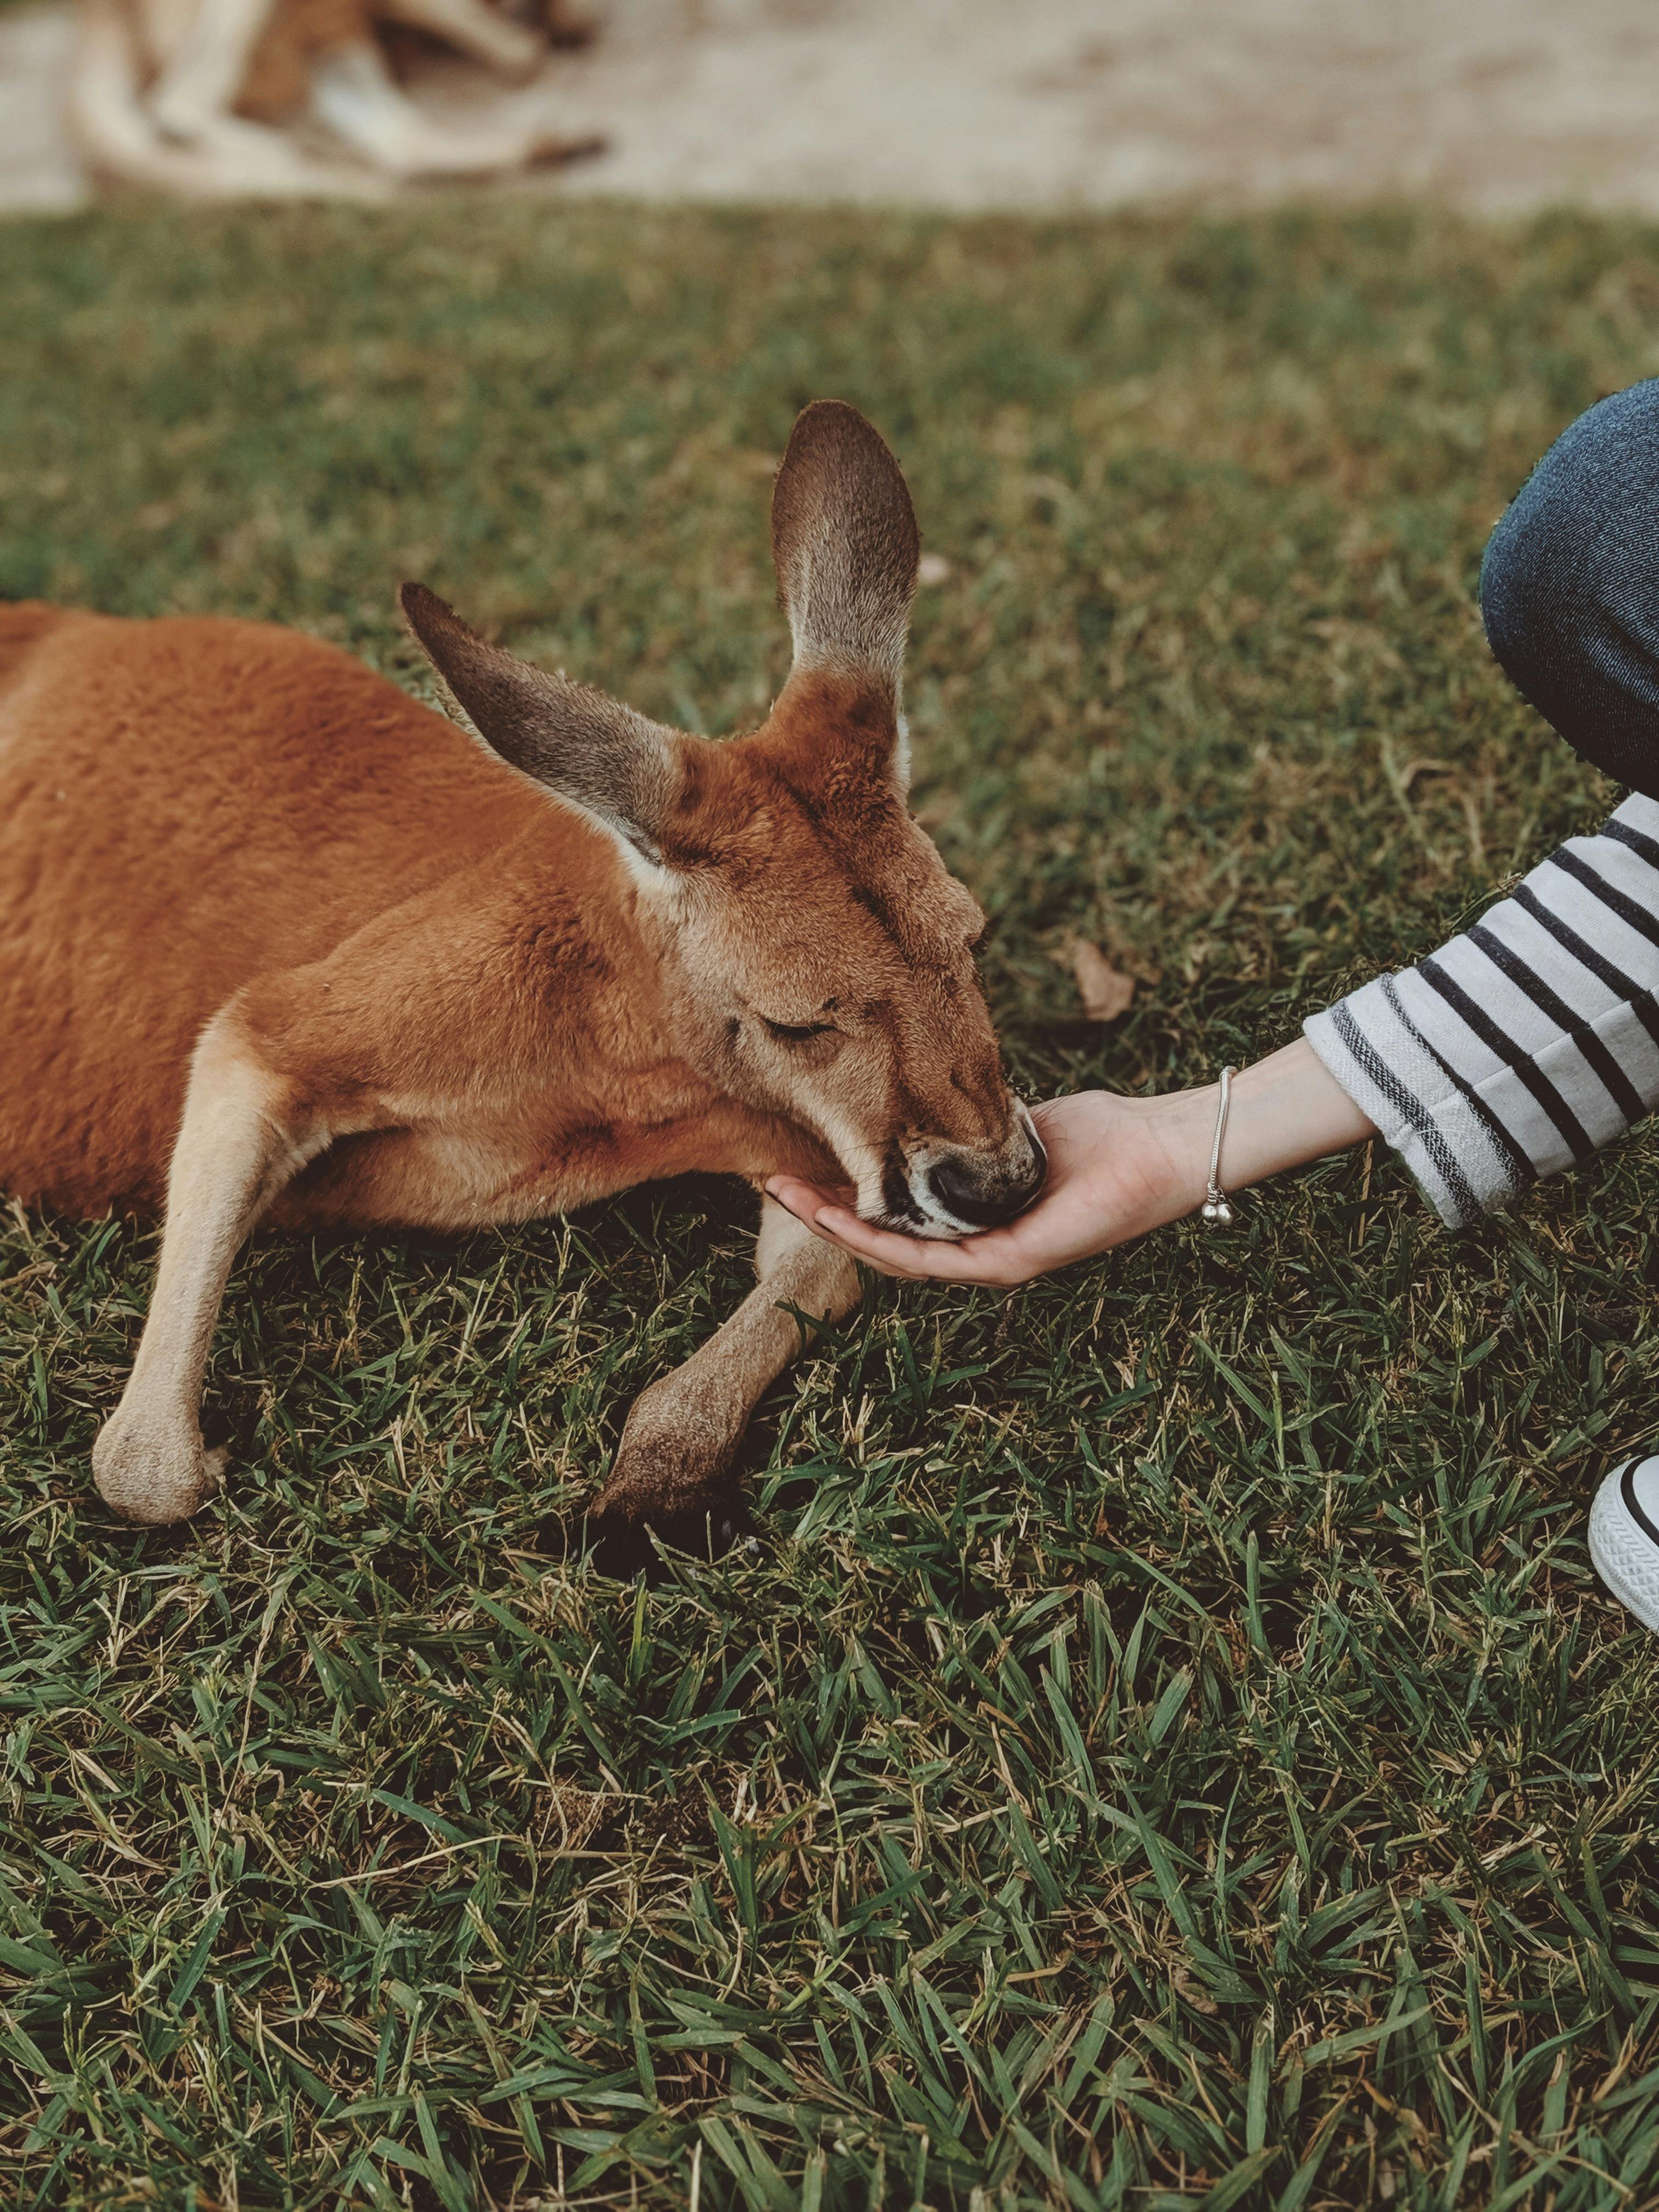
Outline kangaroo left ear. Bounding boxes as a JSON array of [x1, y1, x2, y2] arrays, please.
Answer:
[[771, 401, 919, 700], [400, 583, 681, 865]]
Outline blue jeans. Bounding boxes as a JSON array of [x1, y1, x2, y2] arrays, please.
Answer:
[[1483, 379, 1659, 799]]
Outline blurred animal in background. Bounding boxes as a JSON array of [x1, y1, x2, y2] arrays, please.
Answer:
[[69, 0, 606, 196]]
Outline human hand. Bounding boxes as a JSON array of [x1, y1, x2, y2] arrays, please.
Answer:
[[765, 1037, 1377, 1285], [766, 1088, 1210, 1285]]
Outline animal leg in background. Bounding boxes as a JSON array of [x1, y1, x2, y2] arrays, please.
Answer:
[[589, 1195, 860, 1554], [144, 0, 275, 136], [308, 37, 604, 174], [91, 1014, 329, 1526], [69, 0, 387, 198], [374, 0, 543, 81]]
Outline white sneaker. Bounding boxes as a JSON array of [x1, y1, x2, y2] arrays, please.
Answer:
[[1589, 1459, 1659, 1633]]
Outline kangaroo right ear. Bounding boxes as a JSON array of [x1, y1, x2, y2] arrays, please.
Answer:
[[399, 583, 680, 865], [770, 400, 919, 697]]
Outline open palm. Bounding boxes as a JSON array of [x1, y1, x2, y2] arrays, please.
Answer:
[[766, 1089, 1205, 1286]]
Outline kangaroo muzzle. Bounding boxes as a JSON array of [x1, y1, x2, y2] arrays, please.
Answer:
[[898, 1103, 1047, 1239]]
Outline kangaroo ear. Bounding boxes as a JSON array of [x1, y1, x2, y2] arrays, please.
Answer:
[[771, 401, 919, 697], [400, 583, 679, 865]]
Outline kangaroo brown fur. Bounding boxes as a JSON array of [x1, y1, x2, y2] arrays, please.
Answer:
[[0, 403, 1043, 1550]]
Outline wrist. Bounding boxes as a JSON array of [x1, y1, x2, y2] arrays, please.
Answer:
[[1162, 1036, 1378, 1216]]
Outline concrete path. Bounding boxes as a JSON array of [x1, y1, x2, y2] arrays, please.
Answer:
[[8, 0, 1659, 217]]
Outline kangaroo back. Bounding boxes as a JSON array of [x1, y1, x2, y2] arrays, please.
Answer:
[[0, 607, 543, 1212]]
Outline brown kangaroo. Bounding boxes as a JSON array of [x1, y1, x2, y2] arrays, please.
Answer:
[[0, 402, 1043, 1553]]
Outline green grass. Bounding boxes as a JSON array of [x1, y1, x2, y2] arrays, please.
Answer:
[[2, 198, 1659, 2210]]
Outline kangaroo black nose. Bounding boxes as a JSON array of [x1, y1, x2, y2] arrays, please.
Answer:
[[928, 1153, 1043, 1229]]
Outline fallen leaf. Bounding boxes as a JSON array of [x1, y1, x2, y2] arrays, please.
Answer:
[[1068, 938, 1135, 1022]]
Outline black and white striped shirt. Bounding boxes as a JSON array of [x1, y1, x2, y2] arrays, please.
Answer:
[[1305, 794, 1659, 1226]]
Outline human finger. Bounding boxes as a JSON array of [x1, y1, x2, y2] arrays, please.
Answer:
[[798, 1201, 1036, 1284]]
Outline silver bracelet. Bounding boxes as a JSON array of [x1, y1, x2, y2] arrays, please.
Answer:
[[1200, 1065, 1238, 1227]]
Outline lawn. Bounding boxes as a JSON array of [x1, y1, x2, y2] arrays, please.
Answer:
[[2, 197, 1659, 2211]]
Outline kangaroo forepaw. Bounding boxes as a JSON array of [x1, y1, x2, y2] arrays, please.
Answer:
[[92, 1417, 225, 1526], [586, 1378, 753, 1572], [585, 1488, 752, 1578]]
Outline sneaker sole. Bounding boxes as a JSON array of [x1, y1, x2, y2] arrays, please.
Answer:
[[1588, 1460, 1659, 1635]]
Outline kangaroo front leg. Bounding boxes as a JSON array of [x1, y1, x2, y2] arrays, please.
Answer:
[[92, 1017, 324, 1525], [592, 1196, 860, 1550]]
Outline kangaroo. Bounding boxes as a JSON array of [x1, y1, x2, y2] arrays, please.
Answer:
[[0, 403, 1043, 1553]]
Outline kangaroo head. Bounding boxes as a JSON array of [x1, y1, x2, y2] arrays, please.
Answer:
[[402, 400, 1043, 1237]]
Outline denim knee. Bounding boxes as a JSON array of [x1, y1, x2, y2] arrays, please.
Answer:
[[1481, 379, 1659, 797]]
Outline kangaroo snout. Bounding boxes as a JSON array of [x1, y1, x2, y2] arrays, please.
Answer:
[[906, 1107, 1047, 1237]]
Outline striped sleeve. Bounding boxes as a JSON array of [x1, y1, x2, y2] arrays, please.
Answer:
[[1304, 792, 1659, 1227]]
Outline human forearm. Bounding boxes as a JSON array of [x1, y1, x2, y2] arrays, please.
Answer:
[[1304, 792, 1659, 1227], [1152, 1035, 1379, 1218]]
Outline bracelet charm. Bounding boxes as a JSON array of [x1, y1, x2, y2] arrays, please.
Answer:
[[1200, 1064, 1238, 1227]]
